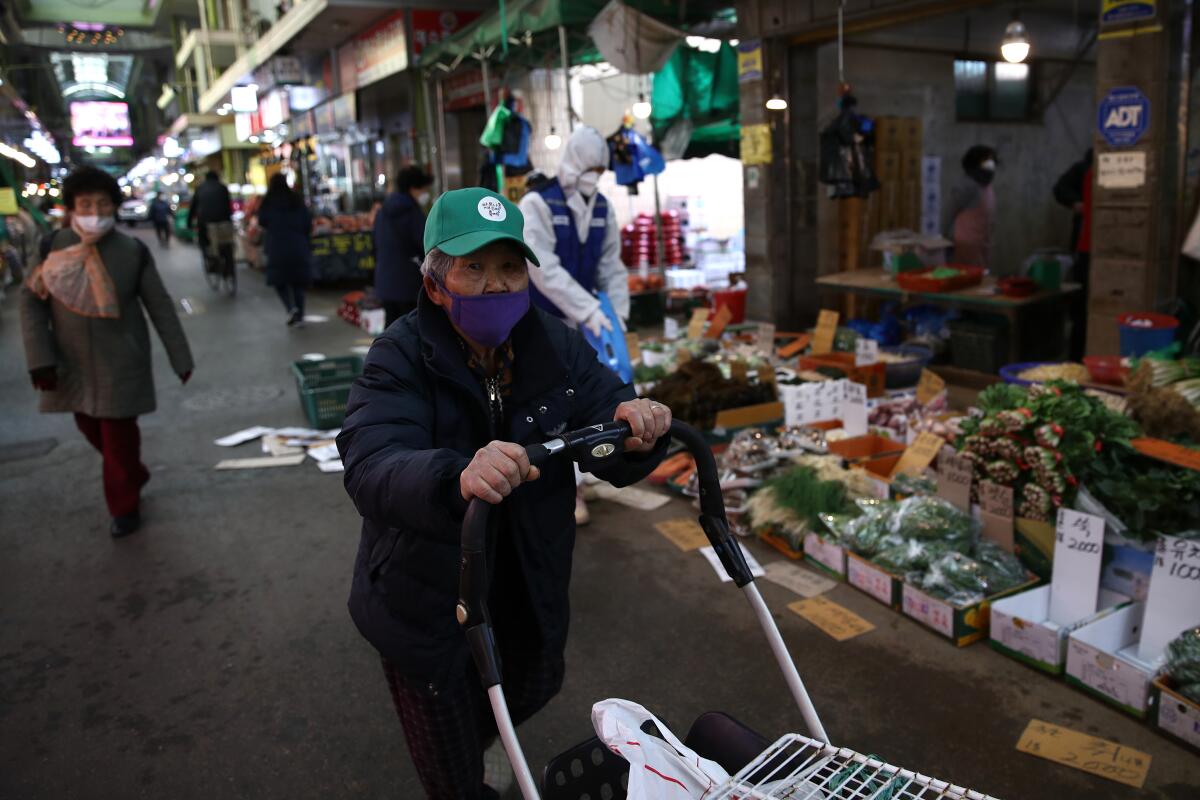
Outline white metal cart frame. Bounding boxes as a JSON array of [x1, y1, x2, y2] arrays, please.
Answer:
[[456, 419, 998, 800]]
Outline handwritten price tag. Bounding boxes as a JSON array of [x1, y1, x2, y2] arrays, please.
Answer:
[[763, 561, 836, 598], [788, 596, 874, 641], [1138, 535, 1200, 662], [705, 304, 734, 339], [1048, 509, 1104, 625], [686, 307, 709, 339], [854, 337, 879, 366], [625, 332, 642, 362], [936, 450, 973, 512], [979, 479, 1015, 552], [915, 368, 946, 405], [811, 309, 839, 355], [1016, 720, 1151, 788], [663, 317, 680, 340], [892, 432, 945, 478], [655, 518, 709, 551], [842, 380, 868, 437]]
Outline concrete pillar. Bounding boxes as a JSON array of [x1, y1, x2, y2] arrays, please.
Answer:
[[1087, 8, 1189, 354]]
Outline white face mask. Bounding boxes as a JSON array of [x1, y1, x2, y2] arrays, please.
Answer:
[[980, 159, 996, 172], [75, 215, 115, 236], [417, 191, 432, 206], [576, 172, 600, 197]]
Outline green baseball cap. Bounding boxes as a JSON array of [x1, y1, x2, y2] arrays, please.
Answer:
[[423, 187, 540, 267]]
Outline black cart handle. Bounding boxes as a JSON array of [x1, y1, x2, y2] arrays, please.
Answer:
[[457, 419, 752, 689]]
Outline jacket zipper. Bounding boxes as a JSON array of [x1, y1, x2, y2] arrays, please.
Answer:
[[485, 375, 502, 438]]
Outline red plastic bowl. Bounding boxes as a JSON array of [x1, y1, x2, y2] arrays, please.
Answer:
[[1083, 355, 1128, 386]]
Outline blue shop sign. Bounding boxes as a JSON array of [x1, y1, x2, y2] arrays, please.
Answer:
[[1101, 1, 1156, 26], [1098, 86, 1150, 147]]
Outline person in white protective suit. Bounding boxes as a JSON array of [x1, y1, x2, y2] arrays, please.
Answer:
[[519, 126, 631, 526]]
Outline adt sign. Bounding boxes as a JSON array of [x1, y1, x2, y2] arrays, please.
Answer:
[[1098, 86, 1150, 147]]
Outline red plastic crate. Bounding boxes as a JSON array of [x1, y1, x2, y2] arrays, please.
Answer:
[[896, 265, 985, 293]]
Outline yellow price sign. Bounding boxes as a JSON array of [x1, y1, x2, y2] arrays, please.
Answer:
[[654, 518, 709, 551], [740, 123, 772, 166], [1016, 719, 1151, 788], [788, 596, 874, 641]]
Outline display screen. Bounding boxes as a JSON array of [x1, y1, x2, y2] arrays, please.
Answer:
[[70, 101, 134, 147]]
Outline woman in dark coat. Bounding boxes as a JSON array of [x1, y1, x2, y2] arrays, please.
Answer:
[[257, 172, 313, 327], [337, 187, 671, 798], [20, 165, 194, 537]]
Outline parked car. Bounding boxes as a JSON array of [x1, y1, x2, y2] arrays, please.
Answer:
[[118, 197, 150, 226]]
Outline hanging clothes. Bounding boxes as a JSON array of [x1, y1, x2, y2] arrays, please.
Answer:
[[819, 96, 880, 199], [606, 126, 665, 191]]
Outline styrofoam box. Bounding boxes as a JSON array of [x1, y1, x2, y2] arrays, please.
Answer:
[[991, 586, 1130, 674], [1065, 602, 1158, 718]]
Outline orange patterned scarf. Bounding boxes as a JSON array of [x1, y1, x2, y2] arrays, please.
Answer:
[[25, 216, 120, 318]]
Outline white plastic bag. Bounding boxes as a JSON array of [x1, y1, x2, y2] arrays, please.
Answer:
[[592, 699, 728, 799]]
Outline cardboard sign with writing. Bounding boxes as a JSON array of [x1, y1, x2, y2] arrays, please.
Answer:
[[788, 596, 874, 641], [686, 308, 709, 339], [979, 480, 1015, 552], [811, 310, 839, 355], [916, 368, 946, 405], [842, 381, 868, 437], [1016, 719, 1150, 789], [891, 432, 945, 478], [663, 316, 680, 340], [625, 332, 642, 363], [855, 337, 879, 366], [654, 518, 709, 551], [936, 449, 973, 512], [763, 561, 836, 598], [705, 305, 734, 339], [1138, 534, 1200, 662], [1049, 508, 1105, 625]]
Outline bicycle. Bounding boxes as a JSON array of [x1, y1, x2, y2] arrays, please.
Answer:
[[202, 221, 237, 296]]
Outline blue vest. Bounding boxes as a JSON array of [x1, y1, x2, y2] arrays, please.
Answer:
[[530, 178, 608, 317]]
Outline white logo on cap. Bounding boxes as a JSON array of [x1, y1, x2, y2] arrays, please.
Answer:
[[477, 197, 507, 222]]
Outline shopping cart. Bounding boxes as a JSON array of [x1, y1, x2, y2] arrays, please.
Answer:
[[458, 419, 1000, 800], [203, 221, 237, 295]]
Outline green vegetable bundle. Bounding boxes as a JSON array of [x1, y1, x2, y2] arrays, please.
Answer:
[[760, 466, 856, 531], [957, 381, 1141, 520], [1165, 627, 1200, 703], [1082, 447, 1200, 542]]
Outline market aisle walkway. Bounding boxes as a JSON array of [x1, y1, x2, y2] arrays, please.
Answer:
[[1, 230, 1196, 799]]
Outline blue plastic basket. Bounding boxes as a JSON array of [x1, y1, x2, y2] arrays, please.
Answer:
[[999, 361, 1057, 386]]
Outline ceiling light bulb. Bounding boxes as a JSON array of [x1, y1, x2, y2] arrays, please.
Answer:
[[765, 94, 788, 111], [1001, 18, 1030, 64], [632, 94, 652, 120], [544, 128, 562, 150]]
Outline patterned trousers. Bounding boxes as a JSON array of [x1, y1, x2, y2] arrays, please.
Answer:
[[382, 648, 565, 800]]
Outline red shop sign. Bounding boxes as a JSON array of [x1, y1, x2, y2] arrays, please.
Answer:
[[443, 68, 485, 111], [411, 9, 481, 56]]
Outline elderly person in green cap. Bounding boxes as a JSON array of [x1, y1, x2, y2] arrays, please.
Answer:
[[337, 187, 672, 798]]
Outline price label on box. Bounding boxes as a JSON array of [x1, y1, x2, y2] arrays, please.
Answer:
[[979, 479, 1015, 551], [842, 381, 868, 437], [892, 432, 944, 478], [804, 532, 845, 576], [854, 337, 879, 366], [847, 555, 894, 606], [1016, 720, 1151, 789], [687, 307, 709, 339], [1049, 508, 1104, 625], [902, 584, 954, 637], [756, 323, 776, 356], [1138, 535, 1200, 662]]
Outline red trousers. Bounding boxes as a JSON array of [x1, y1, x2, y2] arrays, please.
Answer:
[[74, 414, 150, 517]]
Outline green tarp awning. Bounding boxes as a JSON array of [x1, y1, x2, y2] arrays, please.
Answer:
[[650, 42, 740, 157], [417, 0, 607, 69]]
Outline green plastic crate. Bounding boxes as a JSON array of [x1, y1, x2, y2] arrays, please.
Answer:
[[290, 356, 363, 429]]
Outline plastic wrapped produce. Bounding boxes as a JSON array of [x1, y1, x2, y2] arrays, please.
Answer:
[[1165, 627, 1200, 703], [872, 539, 953, 574], [888, 495, 978, 551], [916, 551, 990, 605], [973, 540, 1029, 593]]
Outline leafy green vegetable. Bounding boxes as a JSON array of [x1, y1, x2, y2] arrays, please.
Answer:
[[1081, 446, 1200, 541], [1165, 627, 1200, 703], [761, 466, 856, 531]]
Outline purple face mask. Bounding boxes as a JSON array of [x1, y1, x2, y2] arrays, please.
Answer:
[[436, 281, 530, 348]]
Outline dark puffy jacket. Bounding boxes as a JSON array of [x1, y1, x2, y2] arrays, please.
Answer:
[[336, 291, 666, 682], [186, 177, 232, 227], [372, 192, 426, 305], [258, 200, 313, 287]]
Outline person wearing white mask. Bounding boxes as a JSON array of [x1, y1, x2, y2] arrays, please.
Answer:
[[20, 165, 193, 538], [519, 126, 632, 525]]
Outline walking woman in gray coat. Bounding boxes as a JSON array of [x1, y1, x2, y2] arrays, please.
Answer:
[[20, 166, 194, 537]]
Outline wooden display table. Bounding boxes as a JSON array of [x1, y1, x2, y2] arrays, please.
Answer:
[[815, 268, 1082, 368]]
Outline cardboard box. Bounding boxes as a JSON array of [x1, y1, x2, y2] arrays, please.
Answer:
[[876, 151, 901, 180], [803, 531, 846, 580], [901, 575, 1040, 647], [1150, 676, 1200, 753], [846, 551, 903, 609], [1065, 602, 1155, 718], [853, 454, 900, 499], [990, 586, 1131, 675], [797, 353, 886, 396]]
